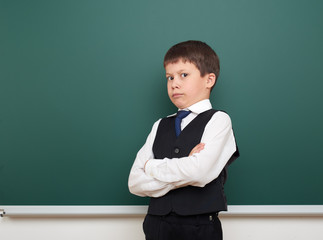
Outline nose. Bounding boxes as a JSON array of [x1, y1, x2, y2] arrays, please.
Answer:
[[171, 77, 180, 89]]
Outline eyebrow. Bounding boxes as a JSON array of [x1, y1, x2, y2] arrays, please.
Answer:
[[166, 69, 186, 75]]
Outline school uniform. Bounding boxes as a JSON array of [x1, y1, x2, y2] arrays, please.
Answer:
[[129, 99, 239, 240]]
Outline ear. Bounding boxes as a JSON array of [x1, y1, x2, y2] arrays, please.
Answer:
[[206, 73, 216, 89]]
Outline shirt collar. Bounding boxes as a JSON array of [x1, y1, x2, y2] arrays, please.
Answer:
[[185, 99, 212, 114], [168, 99, 212, 117]]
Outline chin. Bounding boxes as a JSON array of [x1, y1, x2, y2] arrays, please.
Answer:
[[171, 99, 188, 109], [171, 101, 182, 109], [175, 103, 187, 109]]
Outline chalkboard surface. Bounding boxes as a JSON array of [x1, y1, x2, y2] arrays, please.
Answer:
[[1, 0, 322, 205]]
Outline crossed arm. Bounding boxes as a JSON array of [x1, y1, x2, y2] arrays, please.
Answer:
[[128, 112, 237, 198]]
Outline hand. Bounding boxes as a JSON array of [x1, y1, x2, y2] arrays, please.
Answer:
[[189, 143, 205, 156]]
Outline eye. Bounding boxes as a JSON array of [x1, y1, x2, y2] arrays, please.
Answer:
[[181, 73, 188, 78], [166, 76, 174, 81]]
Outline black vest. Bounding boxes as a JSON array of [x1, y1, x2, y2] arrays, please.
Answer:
[[148, 109, 238, 216]]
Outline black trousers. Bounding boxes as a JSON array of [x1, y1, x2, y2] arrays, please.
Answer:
[[143, 213, 222, 240]]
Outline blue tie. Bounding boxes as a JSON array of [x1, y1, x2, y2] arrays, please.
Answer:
[[175, 110, 191, 137]]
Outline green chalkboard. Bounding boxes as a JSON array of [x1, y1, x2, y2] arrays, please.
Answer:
[[1, 0, 322, 205]]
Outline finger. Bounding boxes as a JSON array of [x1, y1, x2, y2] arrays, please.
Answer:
[[189, 143, 205, 156], [195, 143, 205, 151], [192, 145, 201, 153]]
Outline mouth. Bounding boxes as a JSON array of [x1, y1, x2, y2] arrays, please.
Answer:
[[172, 93, 183, 98]]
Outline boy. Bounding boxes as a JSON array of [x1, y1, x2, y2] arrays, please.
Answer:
[[128, 40, 239, 240]]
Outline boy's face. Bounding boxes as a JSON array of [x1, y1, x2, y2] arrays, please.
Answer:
[[165, 59, 215, 109]]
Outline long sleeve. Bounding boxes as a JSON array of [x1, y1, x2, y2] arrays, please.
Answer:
[[128, 119, 175, 197], [144, 111, 237, 188]]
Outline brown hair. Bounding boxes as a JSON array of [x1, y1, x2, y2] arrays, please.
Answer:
[[164, 40, 220, 88]]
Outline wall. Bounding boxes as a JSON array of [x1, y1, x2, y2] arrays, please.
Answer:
[[1, 215, 323, 240]]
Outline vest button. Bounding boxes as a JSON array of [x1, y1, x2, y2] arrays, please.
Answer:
[[174, 148, 180, 154]]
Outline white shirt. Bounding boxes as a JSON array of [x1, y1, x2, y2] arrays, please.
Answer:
[[128, 99, 237, 198]]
